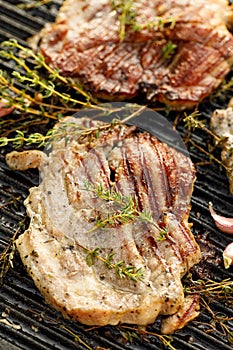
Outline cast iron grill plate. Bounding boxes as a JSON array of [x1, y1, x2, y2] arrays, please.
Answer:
[[0, 1, 233, 349]]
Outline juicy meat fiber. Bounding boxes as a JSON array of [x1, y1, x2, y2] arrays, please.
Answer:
[[6, 117, 201, 334], [31, 0, 233, 109]]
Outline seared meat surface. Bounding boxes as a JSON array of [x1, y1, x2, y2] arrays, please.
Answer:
[[6, 117, 201, 333], [31, 0, 233, 109], [210, 98, 233, 194]]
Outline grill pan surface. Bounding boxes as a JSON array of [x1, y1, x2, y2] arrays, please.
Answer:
[[0, 1, 233, 349]]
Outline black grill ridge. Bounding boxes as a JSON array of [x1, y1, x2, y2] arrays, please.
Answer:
[[1, 1, 233, 349]]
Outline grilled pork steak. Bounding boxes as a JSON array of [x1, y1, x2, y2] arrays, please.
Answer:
[[31, 0, 233, 109], [210, 98, 233, 195], [6, 117, 201, 333]]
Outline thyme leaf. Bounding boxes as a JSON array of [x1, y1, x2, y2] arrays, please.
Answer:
[[162, 40, 177, 60], [86, 247, 100, 267], [157, 227, 169, 241]]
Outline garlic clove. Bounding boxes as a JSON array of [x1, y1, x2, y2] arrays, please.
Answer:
[[0, 99, 14, 118], [223, 242, 233, 269], [209, 202, 233, 234]]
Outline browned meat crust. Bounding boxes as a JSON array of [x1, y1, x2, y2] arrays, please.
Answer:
[[6, 117, 201, 333], [31, 0, 233, 109]]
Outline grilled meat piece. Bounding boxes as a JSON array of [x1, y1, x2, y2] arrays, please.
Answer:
[[31, 0, 233, 109], [210, 98, 233, 194], [6, 117, 201, 333]]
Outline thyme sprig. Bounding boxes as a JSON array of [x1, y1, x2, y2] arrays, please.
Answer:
[[184, 275, 233, 342], [83, 181, 168, 237], [132, 17, 177, 32], [0, 72, 63, 120], [119, 325, 176, 350], [111, 0, 177, 41], [183, 111, 218, 139], [59, 325, 93, 350], [0, 39, 100, 124], [183, 110, 231, 170], [0, 118, 117, 148], [0, 117, 122, 148], [0, 128, 57, 148], [184, 110, 229, 147], [1, 39, 92, 101], [197, 296, 233, 342], [185, 277, 233, 300], [0, 218, 26, 285], [111, 0, 136, 41], [75, 182, 170, 282], [1, 68, 147, 148], [77, 243, 145, 282]]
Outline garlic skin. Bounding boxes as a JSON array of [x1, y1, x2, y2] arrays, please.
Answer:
[[0, 99, 14, 118], [223, 242, 233, 269], [209, 202, 233, 269], [209, 202, 233, 234]]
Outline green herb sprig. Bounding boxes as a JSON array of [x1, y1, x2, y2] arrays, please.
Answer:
[[132, 17, 176, 32], [0, 128, 59, 148], [0, 38, 100, 129], [111, 0, 136, 41], [0, 216, 26, 285], [162, 40, 177, 60], [185, 277, 233, 300], [77, 243, 144, 282], [111, 1, 177, 41], [184, 276, 233, 342], [183, 110, 231, 170], [83, 181, 168, 238], [74, 182, 170, 282], [1, 39, 91, 101], [0, 116, 124, 148], [119, 325, 176, 350]]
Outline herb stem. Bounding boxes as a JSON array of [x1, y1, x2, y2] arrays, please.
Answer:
[[6, 40, 95, 102], [18, 0, 52, 10], [0, 217, 26, 284], [59, 325, 93, 350], [188, 139, 228, 170], [119, 325, 176, 350]]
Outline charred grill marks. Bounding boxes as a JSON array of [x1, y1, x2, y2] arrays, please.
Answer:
[[5, 117, 201, 333], [32, 0, 233, 109]]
